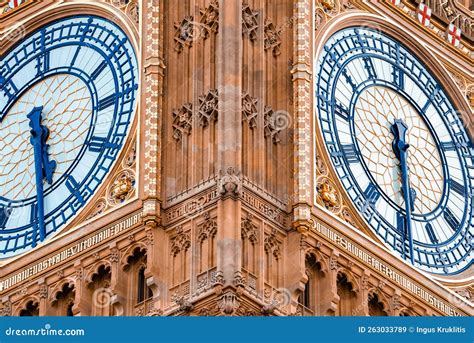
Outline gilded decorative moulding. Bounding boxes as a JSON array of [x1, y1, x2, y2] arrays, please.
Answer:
[[106, 0, 139, 25]]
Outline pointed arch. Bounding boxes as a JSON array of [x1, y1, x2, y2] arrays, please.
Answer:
[[304, 248, 329, 275], [15, 296, 40, 316], [336, 271, 357, 316], [49, 278, 75, 303], [367, 288, 389, 316], [336, 268, 360, 293], [120, 243, 147, 271], [85, 261, 113, 286]]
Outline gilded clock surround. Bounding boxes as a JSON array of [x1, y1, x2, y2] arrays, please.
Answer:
[[0, 0, 472, 318]]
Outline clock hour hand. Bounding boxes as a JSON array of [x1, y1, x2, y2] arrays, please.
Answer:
[[391, 119, 415, 264], [27, 106, 56, 244]]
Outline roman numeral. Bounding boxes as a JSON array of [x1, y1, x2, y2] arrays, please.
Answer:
[[341, 68, 357, 91], [88, 136, 119, 153], [334, 102, 350, 121], [66, 176, 85, 205], [443, 207, 459, 232], [425, 223, 438, 244], [392, 65, 404, 90], [441, 141, 456, 151], [97, 94, 117, 111], [0, 75, 18, 104], [90, 61, 108, 81], [0, 206, 11, 230], [449, 179, 465, 196], [363, 57, 377, 79], [342, 144, 359, 164], [364, 183, 380, 206], [396, 212, 406, 235], [35, 51, 50, 77]]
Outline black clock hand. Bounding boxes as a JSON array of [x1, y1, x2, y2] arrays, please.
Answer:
[[391, 119, 415, 264], [27, 106, 56, 244]]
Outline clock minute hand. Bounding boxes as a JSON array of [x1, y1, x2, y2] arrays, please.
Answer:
[[27, 106, 56, 244], [391, 119, 415, 264]]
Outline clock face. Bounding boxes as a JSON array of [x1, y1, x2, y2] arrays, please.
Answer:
[[0, 16, 138, 258], [316, 27, 473, 275]]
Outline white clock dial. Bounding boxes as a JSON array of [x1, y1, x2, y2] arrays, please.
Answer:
[[353, 86, 444, 215], [0, 75, 93, 201], [316, 27, 473, 274], [0, 16, 138, 258]]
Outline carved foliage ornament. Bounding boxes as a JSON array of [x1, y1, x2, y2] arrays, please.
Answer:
[[39, 284, 48, 299], [107, 0, 139, 25], [107, 169, 136, 205], [0, 301, 11, 316], [198, 215, 217, 243], [174, 1, 219, 53], [242, 2, 259, 41], [199, 0, 219, 39], [264, 228, 281, 259], [174, 16, 197, 53], [86, 198, 107, 220], [172, 103, 193, 141], [172, 294, 194, 312], [264, 19, 281, 56], [241, 214, 258, 244], [315, 0, 354, 25], [242, 92, 259, 129], [170, 226, 191, 257], [217, 167, 242, 196], [218, 292, 240, 315], [391, 294, 401, 311], [198, 89, 219, 127], [316, 177, 342, 212]]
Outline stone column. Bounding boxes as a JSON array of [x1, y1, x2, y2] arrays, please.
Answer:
[[390, 289, 402, 316], [37, 279, 48, 316], [216, 0, 243, 288], [286, 0, 314, 308], [140, 0, 165, 218], [140, 0, 165, 311], [358, 270, 371, 316], [108, 244, 125, 315], [72, 262, 86, 316], [291, 0, 314, 232]]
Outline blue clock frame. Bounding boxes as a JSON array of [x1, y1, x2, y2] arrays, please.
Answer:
[[316, 27, 473, 275], [0, 16, 138, 257]]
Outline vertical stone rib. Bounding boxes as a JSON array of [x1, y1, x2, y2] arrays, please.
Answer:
[[141, 0, 164, 212], [291, 0, 313, 230], [216, 0, 243, 286]]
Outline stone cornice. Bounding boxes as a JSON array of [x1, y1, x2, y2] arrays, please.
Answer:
[[0, 204, 143, 294]]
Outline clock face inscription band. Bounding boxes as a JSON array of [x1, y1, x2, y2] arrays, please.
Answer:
[[0, 16, 139, 258], [316, 27, 473, 275]]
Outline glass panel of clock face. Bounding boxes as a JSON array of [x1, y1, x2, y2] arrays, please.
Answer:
[[0, 16, 139, 258], [315, 27, 473, 275]]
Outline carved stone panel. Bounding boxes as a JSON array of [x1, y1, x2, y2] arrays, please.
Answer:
[[174, 16, 197, 53], [198, 89, 219, 127], [172, 103, 193, 141], [242, 92, 258, 129], [264, 19, 281, 56], [199, 0, 219, 39], [242, 2, 259, 41]]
